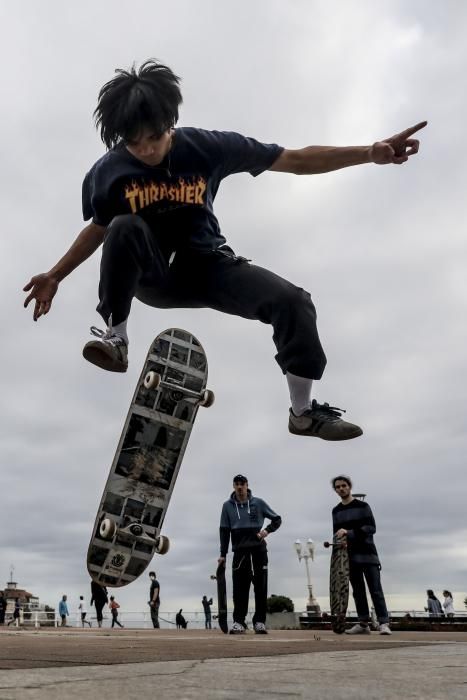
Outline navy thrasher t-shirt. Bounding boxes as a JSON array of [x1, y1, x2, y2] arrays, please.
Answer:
[[82, 127, 283, 251]]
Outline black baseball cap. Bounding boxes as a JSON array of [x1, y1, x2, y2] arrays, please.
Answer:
[[233, 474, 248, 483]]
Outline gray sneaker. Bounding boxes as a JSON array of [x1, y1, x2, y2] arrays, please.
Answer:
[[254, 622, 268, 635], [229, 622, 246, 635], [82, 326, 128, 373], [345, 623, 371, 635], [379, 623, 392, 635], [288, 399, 363, 441]]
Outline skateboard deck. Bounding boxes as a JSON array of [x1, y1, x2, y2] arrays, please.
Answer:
[[211, 562, 228, 633], [87, 328, 213, 587], [324, 536, 349, 634]]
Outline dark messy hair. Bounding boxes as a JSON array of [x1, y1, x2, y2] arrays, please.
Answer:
[[331, 475, 353, 490], [94, 59, 183, 149]]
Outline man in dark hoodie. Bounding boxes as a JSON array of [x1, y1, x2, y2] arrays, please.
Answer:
[[331, 475, 391, 635], [219, 474, 281, 635]]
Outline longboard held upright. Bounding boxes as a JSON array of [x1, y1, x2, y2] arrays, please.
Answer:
[[87, 328, 214, 588], [324, 536, 350, 634]]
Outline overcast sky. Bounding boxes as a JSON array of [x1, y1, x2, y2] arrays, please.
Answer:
[[1, 0, 466, 619]]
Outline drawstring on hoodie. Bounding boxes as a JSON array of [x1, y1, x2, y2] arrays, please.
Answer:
[[235, 499, 250, 519]]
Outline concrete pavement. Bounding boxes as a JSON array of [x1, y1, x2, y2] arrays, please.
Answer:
[[1, 628, 466, 698]]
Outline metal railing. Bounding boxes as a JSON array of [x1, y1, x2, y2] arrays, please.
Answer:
[[6, 609, 251, 629], [5, 608, 467, 628]]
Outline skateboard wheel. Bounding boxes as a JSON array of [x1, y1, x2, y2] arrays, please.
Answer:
[[144, 371, 161, 390], [155, 535, 170, 555], [100, 518, 117, 540], [199, 389, 215, 407]]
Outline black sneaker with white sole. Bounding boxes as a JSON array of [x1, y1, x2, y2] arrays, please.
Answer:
[[82, 326, 128, 373], [288, 399, 363, 441]]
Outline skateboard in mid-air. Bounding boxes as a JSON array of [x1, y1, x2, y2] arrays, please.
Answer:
[[87, 328, 214, 587], [210, 561, 228, 633], [324, 535, 349, 634]]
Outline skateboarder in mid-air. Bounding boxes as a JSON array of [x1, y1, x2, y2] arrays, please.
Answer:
[[219, 474, 281, 634], [23, 60, 427, 440], [332, 475, 391, 635]]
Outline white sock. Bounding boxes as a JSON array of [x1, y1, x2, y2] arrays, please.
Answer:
[[286, 372, 313, 416], [109, 316, 129, 345]]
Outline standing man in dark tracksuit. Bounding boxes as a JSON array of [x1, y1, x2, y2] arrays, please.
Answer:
[[331, 475, 391, 635], [219, 474, 281, 635]]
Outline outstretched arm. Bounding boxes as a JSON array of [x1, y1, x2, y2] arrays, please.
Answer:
[[269, 121, 427, 175], [23, 222, 106, 321]]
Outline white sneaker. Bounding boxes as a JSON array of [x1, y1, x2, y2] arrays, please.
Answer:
[[379, 623, 392, 635], [83, 326, 128, 373], [345, 623, 371, 635], [254, 622, 268, 635], [229, 622, 246, 635]]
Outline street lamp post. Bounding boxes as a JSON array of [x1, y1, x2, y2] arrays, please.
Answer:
[[294, 539, 321, 617]]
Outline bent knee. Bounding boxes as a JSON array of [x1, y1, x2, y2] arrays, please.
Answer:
[[276, 286, 317, 318], [107, 214, 147, 237]]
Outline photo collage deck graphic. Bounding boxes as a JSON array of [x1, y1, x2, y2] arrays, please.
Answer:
[[88, 329, 208, 586]]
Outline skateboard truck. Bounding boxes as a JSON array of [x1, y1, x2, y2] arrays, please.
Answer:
[[324, 540, 347, 549], [144, 372, 215, 407], [99, 518, 170, 555]]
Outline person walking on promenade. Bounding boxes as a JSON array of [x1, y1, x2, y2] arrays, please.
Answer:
[[23, 59, 427, 442], [58, 595, 69, 627], [202, 595, 213, 629], [7, 598, 21, 627], [0, 592, 6, 625], [90, 580, 108, 628], [78, 595, 92, 627], [148, 571, 160, 629], [219, 474, 281, 635], [426, 590, 443, 617], [109, 596, 124, 628], [442, 590, 455, 618], [331, 475, 392, 636]]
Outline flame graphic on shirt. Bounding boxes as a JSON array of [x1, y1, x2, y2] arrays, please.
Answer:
[[124, 176, 207, 214]]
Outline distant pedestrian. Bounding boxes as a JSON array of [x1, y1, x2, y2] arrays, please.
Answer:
[[58, 595, 69, 626], [202, 595, 213, 629], [7, 598, 21, 627], [109, 596, 124, 628], [442, 590, 455, 618], [0, 593, 6, 625], [175, 609, 188, 629], [148, 571, 160, 629], [78, 595, 92, 627], [90, 580, 108, 627], [425, 590, 443, 617], [331, 475, 392, 636]]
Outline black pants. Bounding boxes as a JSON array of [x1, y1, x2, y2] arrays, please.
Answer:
[[97, 215, 327, 379], [111, 612, 123, 628], [232, 547, 268, 626], [150, 603, 160, 628], [349, 562, 389, 624], [95, 601, 106, 624]]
